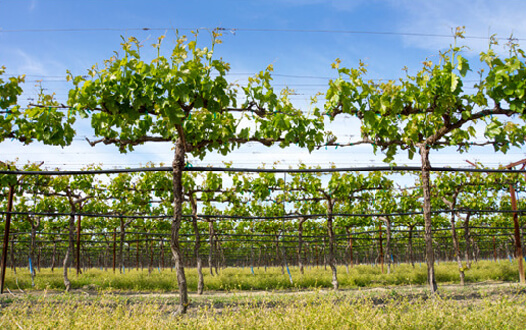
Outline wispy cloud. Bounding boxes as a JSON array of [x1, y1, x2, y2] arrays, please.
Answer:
[[393, 0, 526, 54], [29, 0, 38, 11], [279, 0, 366, 11], [13, 49, 49, 76], [4, 47, 72, 80]]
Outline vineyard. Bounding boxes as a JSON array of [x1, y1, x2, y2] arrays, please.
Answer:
[[1, 165, 526, 294], [3, 27, 526, 324]]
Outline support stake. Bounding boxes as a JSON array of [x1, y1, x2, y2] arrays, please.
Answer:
[[113, 228, 116, 273], [1, 185, 15, 294], [76, 215, 81, 276], [509, 182, 525, 284]]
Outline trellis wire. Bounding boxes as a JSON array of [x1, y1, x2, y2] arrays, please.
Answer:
[[2, 165, 526, 176]]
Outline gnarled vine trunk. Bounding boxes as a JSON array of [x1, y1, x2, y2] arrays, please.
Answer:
[[149, 238, 154, 275], [216, 235, 225, 269], [170, 137, 188, 315], [63, 214, 75, 292], [119, 220, 125, 274], [50, 238, 56, 272], [493, 236, 497, 262], [326, 198, 338, 290], [160, 238, 165, 270], [450, 212, 465, 286], [10, 235, 16, 274], [420, 145, 437, 293], [345, 227, 354, 271], [380, 216, 392, 274], [298, 218, 306, 274], [444, 194, 465, 286], [408, 224, 415, 268], [509, 181, 525, 284], [463, 212, 472, 269], [378, 220, 384, 273], [136, 240, 140, 270], [112, 228, 116, 272], [189, 193, 204, 294], [275, 234, 284, 274], [76, 215, 82, 276], [208, 220, 216, 276], [29, 216, 39, 284], [118, 218, 134, 274]]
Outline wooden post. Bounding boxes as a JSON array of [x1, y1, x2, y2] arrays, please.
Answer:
[[509, 182, 525, 284], [1, 185, 15, 294], [112, 228, 116, 273], [51, 237, 56, 272], [378, 221, 384, 274], [136, 240, 139, 270], [315, 245, 319, 268], [10, 234, 15, 273], [503, 159, 526, 284], [493, 236, 497, 262], [161, 238, 165, 270], [149, 240, 154, 275], [349, 235, 353, 268], [37, 245, 41, 272], [76, 215, 81, 276]]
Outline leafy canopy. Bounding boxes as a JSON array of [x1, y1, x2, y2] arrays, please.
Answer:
[[68, 33, 324, 157], [323, 29, 526, 162], [1, 67, 75, 146]]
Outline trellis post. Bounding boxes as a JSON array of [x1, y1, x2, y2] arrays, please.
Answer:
[[506, 159, 526, 284], [0, 184, 15, 294]]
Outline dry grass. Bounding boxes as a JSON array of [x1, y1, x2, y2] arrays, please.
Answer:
[[1, 284, 526, 329], [1, 260, 524, 329]]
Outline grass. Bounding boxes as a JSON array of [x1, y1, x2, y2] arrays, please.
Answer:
[[1, 261, 525, 328], [1, 286, 526, 329], [2, 259, 521, 292]]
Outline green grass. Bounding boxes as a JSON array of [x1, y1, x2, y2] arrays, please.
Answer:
[[2, 259, 521, 292], [1, 261, 525, 328]]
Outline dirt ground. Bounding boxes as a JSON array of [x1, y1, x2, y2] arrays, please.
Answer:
[[2, 280, 524, 306]]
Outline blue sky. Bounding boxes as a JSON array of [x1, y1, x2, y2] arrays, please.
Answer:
[[2, 0, 526, 170]]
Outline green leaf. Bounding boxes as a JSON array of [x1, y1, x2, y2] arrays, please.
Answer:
[[456, 55, 470, 77], [451, 74, 459, 92]]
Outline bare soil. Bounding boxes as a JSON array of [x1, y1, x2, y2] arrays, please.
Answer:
[[2, 280, 523, 305]]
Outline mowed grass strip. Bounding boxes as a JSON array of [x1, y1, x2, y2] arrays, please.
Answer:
[[1, 289, 526, 329]]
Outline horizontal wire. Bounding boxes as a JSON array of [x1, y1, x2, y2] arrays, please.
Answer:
[[0, 26, 522, 41], [1, 208, 525, 220], [1, 165, 526, 175], [10, 226, 516, 238]]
